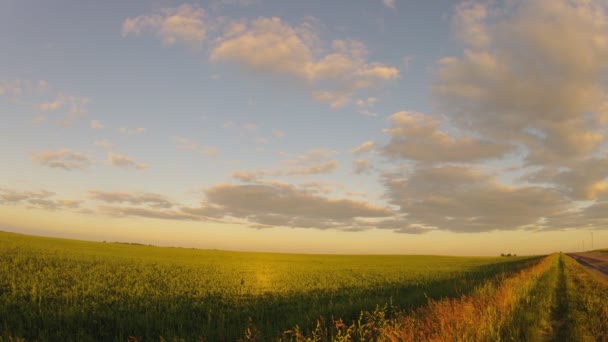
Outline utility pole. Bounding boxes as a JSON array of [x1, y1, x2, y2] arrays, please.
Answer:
[[591, 232, 594, 250]]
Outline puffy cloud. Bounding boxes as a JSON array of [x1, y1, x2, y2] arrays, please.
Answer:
[[523, 158, 608, 201], [0, 188, 82, 211], [88, 190, 174, 208], [382, 111, 512, 162], [122, 4, 207, 49], [383, 165, 571, 233], [211, 17, 313, 78], [435, 0, 608, 165], [353, 159, 372, 174], [107, 152, 149, 170], [31, 149, 92, 170], [211, 17, 399, 107], [196, 182, 394, 230], [351, 140, 376, 155]]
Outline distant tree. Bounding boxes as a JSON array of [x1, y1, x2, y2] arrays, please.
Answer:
[[501, 253, 505, 257], [507, 253, 512, 257]]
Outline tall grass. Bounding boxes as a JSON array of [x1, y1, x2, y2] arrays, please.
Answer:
[[282, 255, 553, 341], [286, 253, 608, 342], [560, 255, 608, 340]]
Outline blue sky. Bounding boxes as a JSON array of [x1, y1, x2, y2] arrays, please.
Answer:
[[2, 0, 608, 255]]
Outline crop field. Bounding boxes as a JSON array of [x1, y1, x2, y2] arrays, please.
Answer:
[[1, 232, 607, 341]]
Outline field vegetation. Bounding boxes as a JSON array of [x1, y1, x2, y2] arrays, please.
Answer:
[[288, 253, 608, 341], [0, 231, 540, 341]]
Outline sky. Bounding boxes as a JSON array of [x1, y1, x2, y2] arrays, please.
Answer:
[[1, 0, 608, 256]]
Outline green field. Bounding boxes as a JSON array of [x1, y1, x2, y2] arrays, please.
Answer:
[[0, 231, 541, 341]]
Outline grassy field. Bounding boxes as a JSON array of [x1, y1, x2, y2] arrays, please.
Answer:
[[0, 231, 541, 341], [290, 253, 608, 341]]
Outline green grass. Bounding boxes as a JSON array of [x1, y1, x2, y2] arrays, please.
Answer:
[[0, 231, 541, 341]]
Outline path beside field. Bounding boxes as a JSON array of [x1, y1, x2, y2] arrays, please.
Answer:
[[567, 252, 608, 280]]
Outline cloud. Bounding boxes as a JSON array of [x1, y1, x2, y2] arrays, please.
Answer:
[[285, 160, 338, 176], [90, 120, 104, 130], [194, 182, 394, 230], [98, 205, 198, 221], [117, 127, 146, 135], [383, 165, 571, 233], [31, 149, 92, 170], [351, 140, 376, 154], [435, 0, 608, 165], [0, 188, 82, 211], [31, 116, 47, 125], [88, 190, 174, 208], [174, 137, 219, 156], [382, 0, 396, 9], [37, 94, 89, 116], [122, 4, 207, 49], [523, 158, 608, 201], [232, 171, 258, 182], [353, 159, 372, 174], [95, 140, 114, 149], [382, 111, 512, 162], [107, 152, 149, 170], [231, 148, 340, 180], [210, 17, 399, 107], [355, 97, 377, 107], [0, 79, 24, 96]]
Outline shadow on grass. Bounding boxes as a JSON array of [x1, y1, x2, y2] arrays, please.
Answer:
[[1, 257, 542, 342]]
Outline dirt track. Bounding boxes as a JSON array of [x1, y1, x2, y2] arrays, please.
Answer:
[[567, 252, 608, 279]]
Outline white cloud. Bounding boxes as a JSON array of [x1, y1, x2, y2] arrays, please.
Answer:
[[31, 116, 47, 125], [351, 140, 376, 155], [353, 159, 372, 174], [37, 94, 89, 116], [523, 158, 608, 201], [117, 127, 146, 135], [383, 165, 571, 233], [382, 111, 512, 162], [31, 149, 92, 171], [95, 140, 114, 149], [0, 79, 24, 96], [174, 137, 219, 157], [196, 182, 394, 230], [231, 148, 340, 180], [0, 188, 82, 211], [210, 17, 399, 107], [107, 152, 149, 170], [90, 120, 104, 130], [89, 190, 174, 208], [382, 0, 396, 9], [435, 0, 608, 165], [122, 4, 207, 49]]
